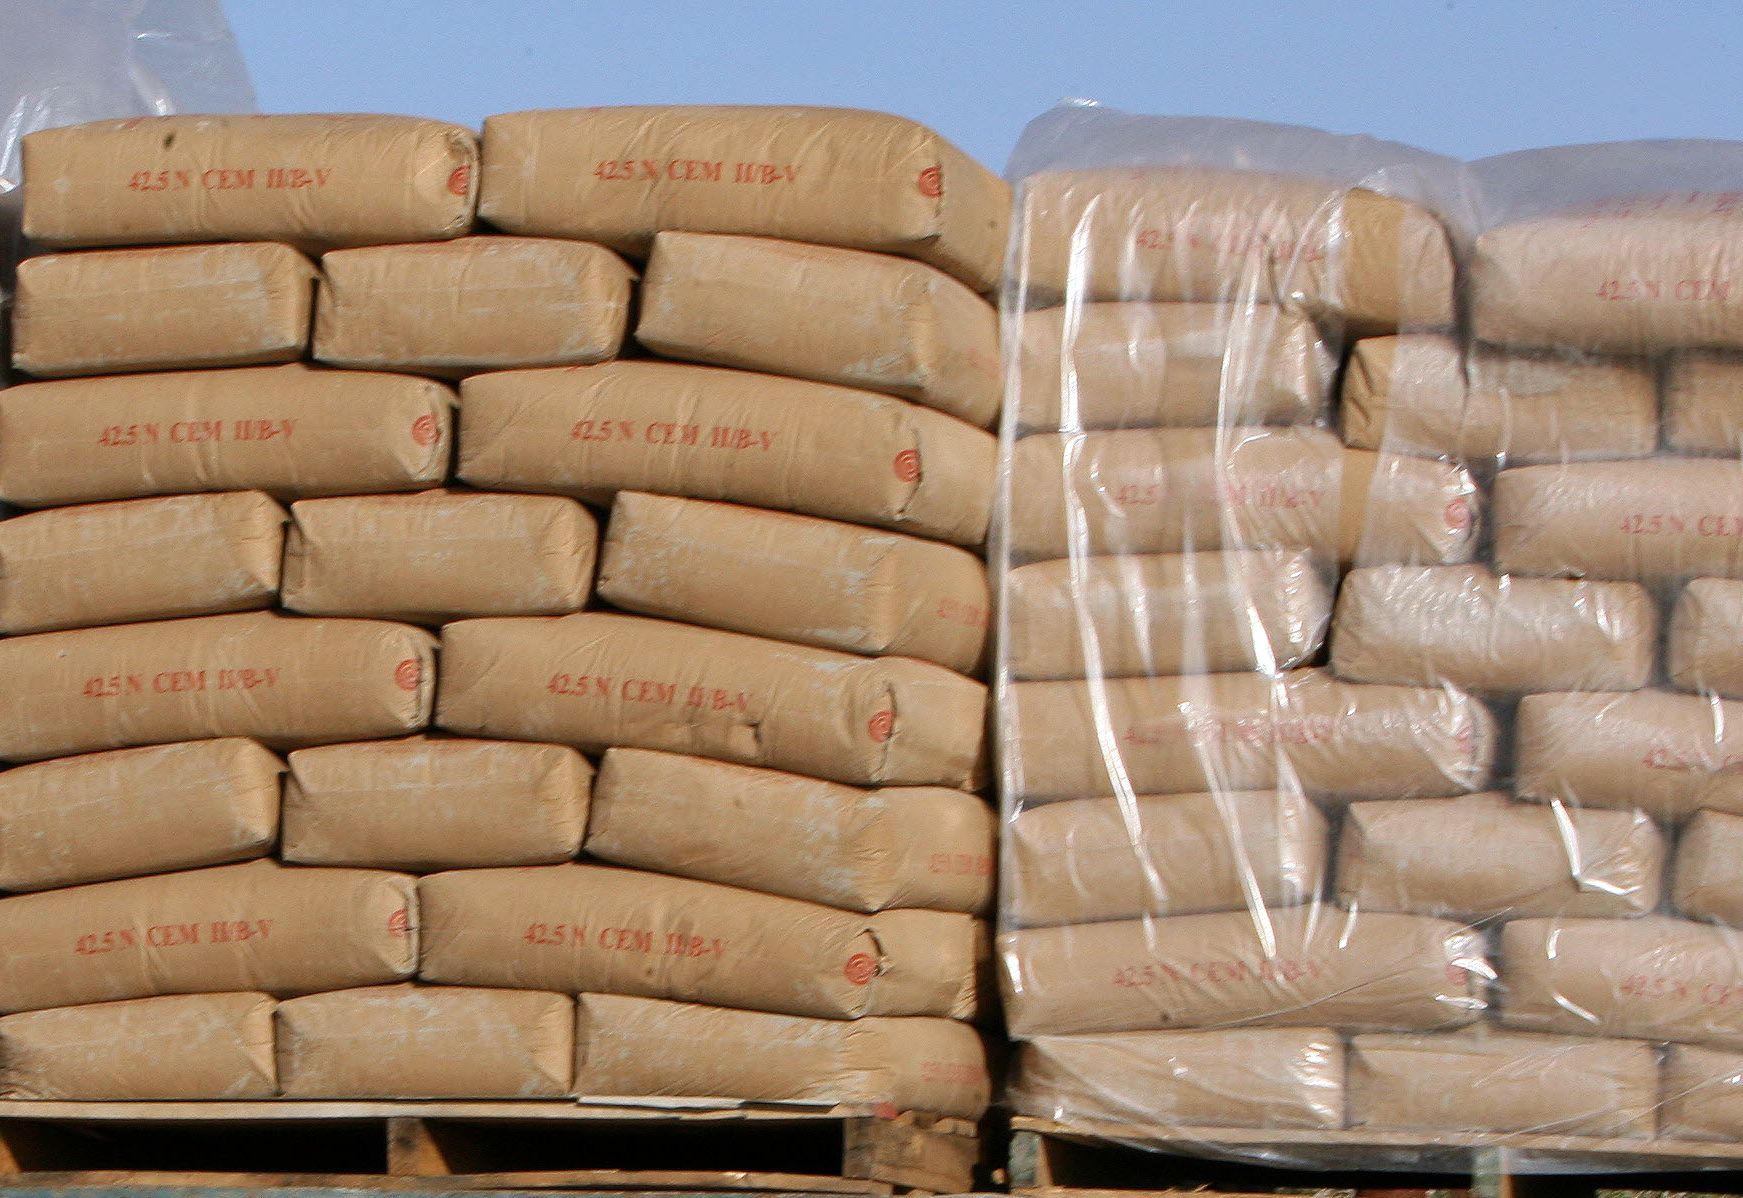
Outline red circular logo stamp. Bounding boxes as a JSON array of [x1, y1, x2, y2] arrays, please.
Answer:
[[867, 710, 894, 743], [1445, 498, 1473, 531], [892, 449, 922, 483], [447, 164, 473, 196], [387, 908, 411, 937], [916, 166, 943, 199], [411, 414, 439, 447], [844, 952, 877, 985], [394, 659, 422, 691]]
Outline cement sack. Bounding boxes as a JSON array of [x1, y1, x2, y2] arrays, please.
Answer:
[[0, 993, 276, 1100], [1514, 690, 1743, 820], [0, 611, 436, 761], [1330, 564, 1656, 694], [276, 984, 572, 1099], [0, 491, 286, 635], [1006, 791, 1327, 927], [1335, 793, 1664, 920], [1339, 447, 1481, 568], [0, 738, 282, 892], [0, 364, 453, 508], [1015, 168, 1456, 335], [12, 242, 316, 377], [1673, 809, 1743, 926], [586, 748, 993, 915], [574, 992, 990, 1118], [1005, 669, 1495, 803], [637, 231, 1000, 428], [864, 909, 983, 1022], [597, 492, 988, 674], [1347, 1030, 1657, 1138], [1015, 302, 1332, 433], [1494, 459, 1743, 583], [1340, 334, 1658, 465], [417, 864, 973, 1021], [478, 106, 1009, 294], [1666, 352, 1743, 454], [281, 491, 597, 625], [1669, 578, 1743, 699], [314, 236, 634, 375], [1502, 915, 1743, 1048], [24, 114, 478, 250], [1471, 196, 1743, 352], [1661, 1044, 1743, 1141], [282, 738, 590, 872], [459, 362, 994, 547], [438, 613, 985, 789], [1001, 908, 1486, 1037], [1011, 1027, 1343, 1130], [0, 859, 416, 1014], [1004, 549, 1330, 680]]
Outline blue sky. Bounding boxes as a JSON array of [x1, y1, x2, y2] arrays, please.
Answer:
[[228, 1, 1740, 173]]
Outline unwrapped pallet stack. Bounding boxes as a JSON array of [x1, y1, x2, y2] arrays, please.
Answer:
[[0, 107, 1003, 1119], [995, 110, 1743, 1154]]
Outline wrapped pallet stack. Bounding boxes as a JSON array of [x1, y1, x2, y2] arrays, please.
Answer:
[[995, 107, 1743, 1156], [0, 106, 1001, 1120]]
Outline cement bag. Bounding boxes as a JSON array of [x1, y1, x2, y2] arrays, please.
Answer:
[[637, 231, 1000, 427], [1662, 1044, 1743, 1141], [587, 748, 993, 915], [478, 106, 1009, 293], [0, 993, 276, 1100], [276, 984, 572, 1099], [0, 859, 416, 1014], [574, 992, 991, 1118], [1673, 809, 1743, 927], [1011, 1028, 1343, 1130], [1669, 578, 1743, 699], [1666, 352, 1743, 454]]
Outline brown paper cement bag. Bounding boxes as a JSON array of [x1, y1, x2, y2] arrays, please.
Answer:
[[1005, 669, 1495, 803], [0, 611, 437, 762], [1471, 200, 1743, 352], [0, 859, 417, 1014], [597, 492, 988, 675], [438, 613, 985, 789], [1341, 334, 1659, 464], [1012, 1027, 1344, 1130], [1661, 1043, 1743, 1141], [1347, 1030, 1657, 1137], [0, 993, 277, 1100], [479, 106, 1009, 294], [0, 364, 454, 508], [281, 491, 597, 625], [637, 232, 1000, 428], [1514, 690, 1743, 820], [0, 738, 282, 892], [13, 243, 316, 377], [1673, 810, 1743, 926], [1494, 459, 1743, 582], [0, 491, 286, 634], [314, 236, 634, 375], [574, 992, 991, 1117], [1667, 352, 1743, 454], [1330, 564, 1657, 694], [865, 909, 983, 1021], [1016, 302, 1333, 433], [418, 864, 965, 1021], [1339, 448, 1481, 568], [24, 114, 478, 250], [1004, 549, 1330, 680], [1336, 793, 1664, 921], [1017, 168, 1456, 335], [1001, 908, 1486, 1037], [1669, 578, 1743, 698], [1502, 915, 1743, 1047], [282, 738, 591, 871], [458, 362, 994, 547], [276, 984, 572, 1098], [586, 748, 994, 915], [1007, 791, 1327, 927]]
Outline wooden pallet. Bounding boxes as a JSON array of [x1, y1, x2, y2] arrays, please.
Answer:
[[1009, 1115, 1743, 1198], [0, 1099, 981, 1195]]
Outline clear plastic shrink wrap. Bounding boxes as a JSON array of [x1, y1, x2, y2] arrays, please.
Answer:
[[995, 105, 1743, 1166]]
